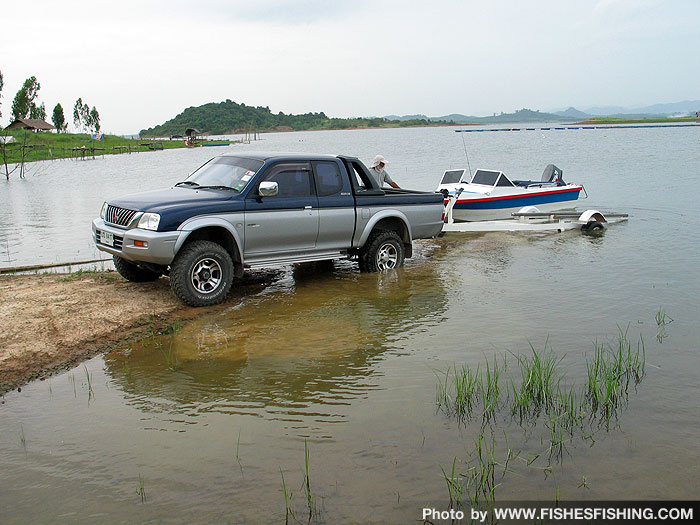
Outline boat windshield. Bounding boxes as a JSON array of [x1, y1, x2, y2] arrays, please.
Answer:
[[440, 169, 467, 185], [470, 170, 501, 186], [496, 173, 514, 187], [186, 156, 264, 191]]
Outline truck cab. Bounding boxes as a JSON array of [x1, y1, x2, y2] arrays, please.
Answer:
[[93, 153, 444, 306]]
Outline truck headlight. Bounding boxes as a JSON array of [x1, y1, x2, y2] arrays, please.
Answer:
[[100, 202, 108, 219], [137, 213, 161, 231]]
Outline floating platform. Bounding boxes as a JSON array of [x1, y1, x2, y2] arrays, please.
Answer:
[[455, 123, 699, 133]]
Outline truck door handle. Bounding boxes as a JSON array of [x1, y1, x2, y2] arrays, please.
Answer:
[[304, 206, 312, 209]]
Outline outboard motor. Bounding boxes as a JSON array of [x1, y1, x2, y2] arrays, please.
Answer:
[[542, 164, 564, 184]]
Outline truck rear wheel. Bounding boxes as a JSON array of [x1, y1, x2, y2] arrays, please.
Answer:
[[113, 255, 161, 282], [359, 230, 405, 272], [170, 240, 233, 307]]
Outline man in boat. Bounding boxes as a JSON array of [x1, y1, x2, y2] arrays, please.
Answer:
[[370, 155, 400, 189]]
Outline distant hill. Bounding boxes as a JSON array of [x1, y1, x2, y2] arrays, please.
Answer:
[[384, 109, 575, 124], [430, 114, 478, 123], [553, 107, 591, 119], [383, 114, 430, 121], [142, 99, 700, 137], [140, 100, 442, 137], [573, 100, 700, 117], [470, 109, 572, 123]]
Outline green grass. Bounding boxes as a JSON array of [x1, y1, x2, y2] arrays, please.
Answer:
[[161, 343, 181, 371], [55, 268, 116, 282], [83, 364, 94, 401], [437, 329, 646, 438], [580, 116, 700, 124], [280, 468, 293, 524], [303, 440, 314, 520], [136, 474, 146, 503], [0, 129, 234, 165]]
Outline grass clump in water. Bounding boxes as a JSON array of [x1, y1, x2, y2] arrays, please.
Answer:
[[436, 328, 647, 450]]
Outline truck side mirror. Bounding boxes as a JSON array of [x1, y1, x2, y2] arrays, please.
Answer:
[[258, 181, 278, 197]]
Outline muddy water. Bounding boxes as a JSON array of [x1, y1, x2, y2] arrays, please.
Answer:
[[2, 125, 700, 523]]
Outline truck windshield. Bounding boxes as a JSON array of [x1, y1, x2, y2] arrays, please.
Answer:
[[185, 156, 264, 192]]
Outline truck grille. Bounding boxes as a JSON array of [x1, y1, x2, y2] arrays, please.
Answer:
[[95, 230, 124, 250], [105, 205, 139, 228]]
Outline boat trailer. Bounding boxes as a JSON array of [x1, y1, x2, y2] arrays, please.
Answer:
[[442, 196, 628, 233]]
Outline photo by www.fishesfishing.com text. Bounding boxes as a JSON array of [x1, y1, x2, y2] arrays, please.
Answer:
[[421, 501, 697, 523]]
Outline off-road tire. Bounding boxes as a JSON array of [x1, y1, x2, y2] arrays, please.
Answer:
[[358, 230, 405, 272], [170, 240, 234, 307], [113, 255, 161, 282]]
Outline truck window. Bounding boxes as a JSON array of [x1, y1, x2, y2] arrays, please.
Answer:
[[260, 163, 314, 197], [349, 162, 372, 191], [314, 162, 343, 196]]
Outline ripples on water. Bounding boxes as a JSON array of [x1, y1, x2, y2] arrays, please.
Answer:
[[2, 125, 700, 522]]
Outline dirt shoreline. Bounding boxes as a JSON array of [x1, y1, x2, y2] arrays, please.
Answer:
[[0, 271, 199, 395]]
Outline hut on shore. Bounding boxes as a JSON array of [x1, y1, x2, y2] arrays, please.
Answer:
[[6, 118, 56, 132]]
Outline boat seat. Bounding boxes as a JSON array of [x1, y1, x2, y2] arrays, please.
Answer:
[[512, 180, 562, 188]]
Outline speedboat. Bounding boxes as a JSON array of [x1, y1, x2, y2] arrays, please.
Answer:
[[436, 164, 583, 222]]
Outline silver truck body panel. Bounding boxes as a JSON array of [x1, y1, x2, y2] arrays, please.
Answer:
[[92, 218, 182, 265]]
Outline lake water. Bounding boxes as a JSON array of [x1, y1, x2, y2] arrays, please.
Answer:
[[1, 125, 700, 523]]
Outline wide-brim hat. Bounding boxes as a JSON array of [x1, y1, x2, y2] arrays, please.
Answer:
[[372, 155, 387, 168]]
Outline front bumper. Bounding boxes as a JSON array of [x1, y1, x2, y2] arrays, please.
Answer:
[[92, 218, 182, 265]]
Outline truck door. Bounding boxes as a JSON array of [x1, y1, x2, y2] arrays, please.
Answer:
[[312, 160, 355, 251], [244, 162, 319, 256]]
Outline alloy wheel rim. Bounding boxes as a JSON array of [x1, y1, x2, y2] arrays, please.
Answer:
[[190, 258, 222, 293], [377, 243, 398, 270]]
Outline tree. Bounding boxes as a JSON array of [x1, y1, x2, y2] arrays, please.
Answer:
[[73, 98, 101, 133], [52, 103, 67, 132], [11, 76, 41, 121], [73, 97, 83, 131], [80, 102, 90, 131], [0, 70, 4, 118], [30, 102, 46, 121], [89, 106, 100, 133]]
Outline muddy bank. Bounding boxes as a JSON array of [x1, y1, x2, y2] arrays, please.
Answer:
[[0, 272, 198, 394]]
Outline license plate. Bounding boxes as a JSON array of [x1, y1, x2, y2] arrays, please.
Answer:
[[101, 231, 114, 247]]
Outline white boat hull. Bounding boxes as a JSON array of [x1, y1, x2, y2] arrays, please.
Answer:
[[449, 192, 581, 222]]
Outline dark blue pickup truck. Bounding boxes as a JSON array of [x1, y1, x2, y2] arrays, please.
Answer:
[[93, 153, 444, 306]]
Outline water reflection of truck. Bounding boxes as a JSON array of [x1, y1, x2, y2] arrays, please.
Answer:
[[92, 153, 444, 306], [103, 259, 450, 414]]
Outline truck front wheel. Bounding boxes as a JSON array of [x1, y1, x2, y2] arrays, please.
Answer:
[[113, 255, 161, 282], [170, 240, 234, 307], [359, 230, 405, 272]]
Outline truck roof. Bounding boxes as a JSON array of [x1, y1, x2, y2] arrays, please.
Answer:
[[218, 152, 354, 162]]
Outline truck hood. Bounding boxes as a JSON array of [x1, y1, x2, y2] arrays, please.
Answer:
[[109, 187, 246, 231]]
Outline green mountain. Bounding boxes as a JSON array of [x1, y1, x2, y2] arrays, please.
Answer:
[[140, 99, 442, 137]]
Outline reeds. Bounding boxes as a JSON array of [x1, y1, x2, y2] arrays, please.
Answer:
[[136, 474, 146, 503], [440, 432, 501, 510], [279, 441, 321, 523], [280, 468, 293, 524], [83, 365, 94, 402], [436, 328, 647, 449], [655, 307, 673, 343]]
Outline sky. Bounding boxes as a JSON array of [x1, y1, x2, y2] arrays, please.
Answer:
[[1, 0, 699, 134]]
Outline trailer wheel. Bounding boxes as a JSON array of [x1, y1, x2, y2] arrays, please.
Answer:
[[113, 255, 161, 282], [582, 220, 605, 234], [170, 240, 233, 306], [359, 230, 405, 272]]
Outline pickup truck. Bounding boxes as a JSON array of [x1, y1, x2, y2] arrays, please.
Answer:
[[92, 153, 444, 306]]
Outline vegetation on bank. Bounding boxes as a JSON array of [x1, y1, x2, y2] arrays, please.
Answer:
[[0, 130, 232, 170], [139, 99, 453, 137], [578, 116, 700, 125]]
